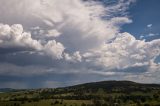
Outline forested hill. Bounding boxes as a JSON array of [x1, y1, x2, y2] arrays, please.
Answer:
[[54, 80, 160, 94], [67, 80, 160, 89]]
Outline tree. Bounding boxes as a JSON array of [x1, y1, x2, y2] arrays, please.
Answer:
[[153, 94, 159, 100], [144, 103, 150, 106], [54, 100, 59, 104], [81, 103, 86, 106]]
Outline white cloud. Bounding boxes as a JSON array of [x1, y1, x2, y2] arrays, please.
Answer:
[[140, 33, 159, 39], [44, 40, 65, 59], [0, 24, 42, 50], [147, 33, 159, 37], [46, 29, 61, 37], [110, 17, 132, 26], [124, 61, 160, 83], [0, 0, 133, 52], [0, 0, 159, 70], [64, 51, 82, 62], [0, 23, 65, 59], [140, 35, 144, 39], [83, 32, 160, 70], [147, 24, 152, 28], [105, 0, 136, 16], [0, 0, 159, 86]]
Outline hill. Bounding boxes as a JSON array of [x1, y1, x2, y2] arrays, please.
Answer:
[[65, 80, 160, 92], [0, 88, 17, 93], [0, 80, 160, 106]]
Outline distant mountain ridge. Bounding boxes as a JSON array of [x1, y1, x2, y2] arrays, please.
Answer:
[[0, 88, 15, 92]]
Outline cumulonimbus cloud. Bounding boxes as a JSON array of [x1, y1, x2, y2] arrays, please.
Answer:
[[0, 0, 159, 86]]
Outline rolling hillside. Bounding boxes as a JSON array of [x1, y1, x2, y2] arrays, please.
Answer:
[[0, 80, 160, 106]]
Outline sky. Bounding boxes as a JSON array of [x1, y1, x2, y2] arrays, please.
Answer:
[[0, 0, 160, 89]]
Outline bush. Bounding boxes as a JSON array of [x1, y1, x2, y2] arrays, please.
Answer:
[[81, 103, 86, 106]]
